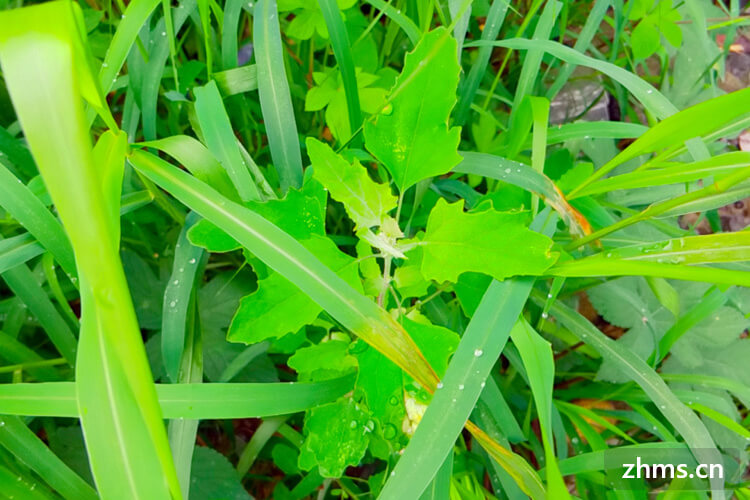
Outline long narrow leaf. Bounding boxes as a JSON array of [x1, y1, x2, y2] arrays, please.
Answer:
[[253, 0, 303, 192], [0, 376, 355, 418]]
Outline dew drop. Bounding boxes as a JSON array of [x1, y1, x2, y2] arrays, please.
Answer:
[[547, 293, 553, 298], [169, 300, 177, 308], [161, 31, 166, 36], [189, 258, 196, 264], [541, 312, 549, 319], [458, 384, 464, 390], [480, 382, 485, 388], [436, 382, 443, 389], [350, 420, 357, 428], [173, 280, 179, 285], [504, 168, 511, 174], [474, 349, 483, 357]]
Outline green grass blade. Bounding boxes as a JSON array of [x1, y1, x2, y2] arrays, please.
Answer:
[[0, 331, 62, 381], [0, 416, 98, 500], [196, 0, 213, 78], [0, 376, 354, 418], [545, 0, 610, 99], [363, 0, 421, 45], [0, 382, 78, 417], [654, 287, 727, 364], [567, 165, 750, 249], [99, 0, 162, 96], [687, 402, 750, 439], [570, 87, 750, 192], [544, 121, 648, 145], [418, 451, 453, 500], [0, 159, 77, 280], [162, 212, 206, 382], [454, 152, 591, 236], [0, 260, 77, 365], [449, 0, 472, 55], [576, 151, 750, 197], [221, 0, 245, 70], [0, 463, 55, 500], [509, 319, 569, 498], [380, 211, 558, 500], [468, 38, 679, 119], [0, 233, 44, 274], [379, 278, 544, 499], [194, 81, 262, 202], [253, 0, 304, 192], [661, 373, 750, 406], [236, 416, 286, 477], [509, 1, 561, 121], [141, 0, 195, 141], [530, 291, 725, 496], [168, 279, 203, 499], [214, 64, 259, 96], [549, 259, 750, 287], [128, 149, 438, 389], [0, 4, 181, 497], [454, 0, 509, 125], [318, 0, 362, 136], [140, 135, 241, 202]]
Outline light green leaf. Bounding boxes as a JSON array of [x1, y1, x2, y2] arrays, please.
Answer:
[[288, 339, 358, 381], [298, 398, 370, 477], [364, 28, 462, 191], [188, 447, 251, 500], [417, 198, 557, 283], [307, 137, 396, 229], [227, 235, 363, 343]]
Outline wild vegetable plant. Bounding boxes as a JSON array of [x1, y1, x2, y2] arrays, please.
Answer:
[[0, 0, 749, 498]]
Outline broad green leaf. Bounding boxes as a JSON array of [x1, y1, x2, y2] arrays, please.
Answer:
[[416, 198, 557, 283], [307, 137, 396, 229], [189, 447, 251, 500], [227, 235, 363, 343], [288, 339, 357, 381], [298, 398, 370, 477], [129, 149, 439, 391], [187, 180, 327, 252], [353, 341, 405, 450], [364, 28, 462, 192], [403, 317, 459, 379]]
